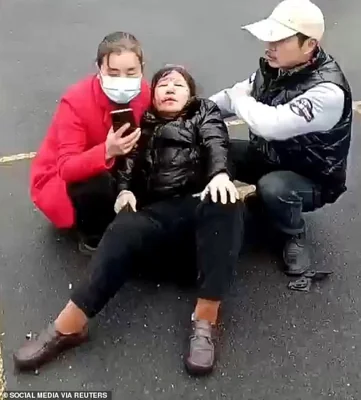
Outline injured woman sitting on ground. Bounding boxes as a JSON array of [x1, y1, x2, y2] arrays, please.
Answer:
[[14, 65, 253, 376]]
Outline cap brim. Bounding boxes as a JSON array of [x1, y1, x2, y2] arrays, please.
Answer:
[[242, 18, 298, 42]]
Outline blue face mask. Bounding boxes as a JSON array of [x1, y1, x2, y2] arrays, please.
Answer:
[[100, 74, 142, 104]]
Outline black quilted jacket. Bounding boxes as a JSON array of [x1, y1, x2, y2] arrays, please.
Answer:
[[116, 98, 230, 204]]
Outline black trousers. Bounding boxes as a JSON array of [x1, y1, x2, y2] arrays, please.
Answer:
[[230, 139, 325, 235], [67, 173, 118, 239], [71, 195, 244, 318]]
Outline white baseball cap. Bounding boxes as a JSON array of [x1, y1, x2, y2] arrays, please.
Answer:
[[242, 0, 325, 42]]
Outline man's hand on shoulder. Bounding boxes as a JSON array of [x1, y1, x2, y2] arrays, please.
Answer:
[[209, 73, 255, 118], [226, 73, 255, 98]]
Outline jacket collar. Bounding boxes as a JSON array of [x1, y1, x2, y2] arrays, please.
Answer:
[[259, 47, 328, 83], [143, 96, 200, 125]]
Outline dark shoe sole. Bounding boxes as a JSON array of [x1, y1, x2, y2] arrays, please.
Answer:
[[283, 266, 310, 276], [184, 359, 214, 376]]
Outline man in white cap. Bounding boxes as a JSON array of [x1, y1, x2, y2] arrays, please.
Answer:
[[210, 0, 352, 276]]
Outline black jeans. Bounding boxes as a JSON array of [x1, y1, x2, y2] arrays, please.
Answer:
[[230, 139, 324, 235], [71, 195, 244, 318], [67, 172, 118, 239]]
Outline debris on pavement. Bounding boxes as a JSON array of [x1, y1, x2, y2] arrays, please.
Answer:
[[288, 270, 333, 292]]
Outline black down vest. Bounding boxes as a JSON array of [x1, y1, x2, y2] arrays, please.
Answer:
[[250, 48, 352, 202]]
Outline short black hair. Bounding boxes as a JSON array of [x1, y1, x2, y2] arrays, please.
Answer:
[[296, 32, 311, 46]]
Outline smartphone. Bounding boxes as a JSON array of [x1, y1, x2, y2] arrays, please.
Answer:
[[110, 108, 137, 136]]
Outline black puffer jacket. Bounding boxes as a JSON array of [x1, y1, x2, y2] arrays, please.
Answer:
[[116, 98, 229, 203]]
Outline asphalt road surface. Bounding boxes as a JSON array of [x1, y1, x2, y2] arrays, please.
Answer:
[[1, 0, 361, 399]]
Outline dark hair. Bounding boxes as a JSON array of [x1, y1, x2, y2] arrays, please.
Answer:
[[150, 65, 197, 98], [96, 31, 144, 68], [296, 32, 311, 46]]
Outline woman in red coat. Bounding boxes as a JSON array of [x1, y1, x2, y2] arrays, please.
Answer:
[[30, 32, 151, 251]]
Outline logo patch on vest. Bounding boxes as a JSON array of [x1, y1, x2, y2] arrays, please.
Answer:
[[289, 98, 314, 122]]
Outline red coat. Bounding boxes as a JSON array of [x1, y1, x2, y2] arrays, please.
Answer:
[[30, 74, 151, 228]]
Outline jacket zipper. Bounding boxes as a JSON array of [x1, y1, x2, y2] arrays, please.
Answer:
[[148, 125, 162, 192]]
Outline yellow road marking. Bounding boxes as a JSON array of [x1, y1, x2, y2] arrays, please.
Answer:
[[0, 152, 37, 164], [226, 119, 245, 126], [353, 100, 361, 113], [0, 342, 4, 399], [0, 101, 360, 166]]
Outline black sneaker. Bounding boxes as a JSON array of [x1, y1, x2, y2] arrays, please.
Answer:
[[283, 231, 310, 276]]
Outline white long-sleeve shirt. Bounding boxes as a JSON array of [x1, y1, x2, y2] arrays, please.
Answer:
[[209, 74, 345, 141]]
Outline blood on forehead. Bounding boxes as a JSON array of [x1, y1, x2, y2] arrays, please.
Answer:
[[157, 70, 187, 85]]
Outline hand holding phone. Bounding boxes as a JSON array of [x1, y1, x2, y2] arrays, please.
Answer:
[[105, 124, 141, 160], [110, 108, 137, 136]]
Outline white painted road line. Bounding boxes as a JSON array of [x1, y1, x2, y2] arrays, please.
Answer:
[[0, 101, 360, 165], [0, 345, 4, 399], [0, 152, 37, 164]]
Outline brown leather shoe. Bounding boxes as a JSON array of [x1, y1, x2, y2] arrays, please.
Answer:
[[185, 320, 216, 376], [13, 323, 88, 371]]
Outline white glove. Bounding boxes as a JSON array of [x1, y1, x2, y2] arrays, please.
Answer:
[[114, 190, 137, 213], [200, 173, 239, 204]]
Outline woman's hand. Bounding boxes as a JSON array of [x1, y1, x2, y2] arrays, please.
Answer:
[[114, 190, 137, 213], [105, 123, 141, 160], [200, 173, 239, 204]]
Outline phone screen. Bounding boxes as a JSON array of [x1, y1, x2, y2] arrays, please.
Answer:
[[110, 108, 137, 136]]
